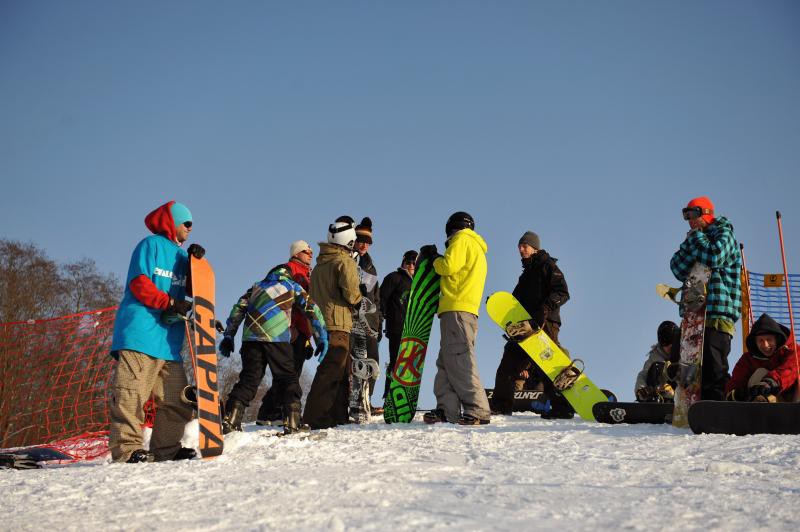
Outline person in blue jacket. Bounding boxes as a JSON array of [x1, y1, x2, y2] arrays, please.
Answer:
[[109, 201, 205, 463]]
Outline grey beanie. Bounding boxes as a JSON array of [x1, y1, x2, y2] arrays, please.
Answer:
[[519, 231, 540, 249]]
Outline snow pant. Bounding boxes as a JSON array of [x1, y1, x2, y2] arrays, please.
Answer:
[[701, 327, 732, 401], [433, 311, 491, 422], [382, 333, 402, 399], [302, 331, 351, 429], [228, 341, 299, 409], [257, 336, 309, 421], [109, 350, 193, 463]]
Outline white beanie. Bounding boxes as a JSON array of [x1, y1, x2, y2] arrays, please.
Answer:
[[289, 240, 312, 258]]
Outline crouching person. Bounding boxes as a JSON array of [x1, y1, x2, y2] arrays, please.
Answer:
[[634, 321, 679, 403], [725, 313, 799, 403], [219, 264, 328, 434]]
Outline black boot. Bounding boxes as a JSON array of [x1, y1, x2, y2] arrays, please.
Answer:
[[126, 449, 154, 463], [222, 399, 245, 434], [282, 402, 303, 435]]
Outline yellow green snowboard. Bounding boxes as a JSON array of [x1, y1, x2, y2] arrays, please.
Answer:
[[486, 291, 608, 420]]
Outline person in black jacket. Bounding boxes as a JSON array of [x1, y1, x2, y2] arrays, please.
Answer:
[[353, 217, 383, 412], [489, 231, 572, 417], [380, 250, 417, 399]]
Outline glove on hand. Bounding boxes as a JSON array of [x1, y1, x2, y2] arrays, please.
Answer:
[[167, 298, 192, 316], [635, 386, 654, 402], [304, 340, 314, 360], [315, 335, 329, 363], [749, 378, 778, 401], [187, 243, 206, 259], [219, 336, 234, 358], [419, 244, 440, 258]]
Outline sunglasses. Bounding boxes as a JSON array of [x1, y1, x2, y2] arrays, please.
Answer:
[[182, 221, 193, 228], [682, 207, 702, 221]]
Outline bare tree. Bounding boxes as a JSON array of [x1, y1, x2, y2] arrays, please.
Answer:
[[0, 240, 63, 323], [60, 258, 123, 314]]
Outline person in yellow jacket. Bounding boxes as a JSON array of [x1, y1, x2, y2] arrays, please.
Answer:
[[421, 212, 492, 425]]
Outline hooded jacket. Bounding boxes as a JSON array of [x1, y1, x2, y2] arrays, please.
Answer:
[[670, 216, 742, 325], [433, 228, 488, 316], [310, 243, 362, 333], [635, 344, 673, 393], [726, 313, 799, 399], [111, 201, 188, 361], [223, 266, 326, 344], [512, 250, 569, 326]]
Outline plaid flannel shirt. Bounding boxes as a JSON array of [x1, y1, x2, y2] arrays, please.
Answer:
[[670, 216, 742, 324]]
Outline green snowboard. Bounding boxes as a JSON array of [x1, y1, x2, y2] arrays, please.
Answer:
[[383, 248, 441, 423], [485, 291, 608, 421]]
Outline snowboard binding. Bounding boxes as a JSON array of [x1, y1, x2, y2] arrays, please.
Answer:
[[351, 356, 380, 380], [552, 359, 584, 391], [505, 320, 537, 342]]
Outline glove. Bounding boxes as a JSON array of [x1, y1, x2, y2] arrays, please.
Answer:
[[303, 340, 314, 360], [214, 320, 225, 333], [635, 386, 654, 402], [315, 336, 329, 363], [749, 378, 778, 401], [187, 243, 206, 259], [167, 298, 192, 316], [219, 336, 234, 358], [531, 307, 548, 330], [419, 244, 440, 258]]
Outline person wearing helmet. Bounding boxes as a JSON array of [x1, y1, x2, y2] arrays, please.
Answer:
[[634, 321, 680, 402], [302, 217, 364, 429], [670, 196, 741, 400], [489, 231, 572, 418], [422, 211, 492, 426], [725, 313, 799, 402], [218, 263, 328, 435]]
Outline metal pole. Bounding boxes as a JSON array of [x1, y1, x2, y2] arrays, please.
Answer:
[[739, 243, 754, 338], [776, 211, 799, 387]]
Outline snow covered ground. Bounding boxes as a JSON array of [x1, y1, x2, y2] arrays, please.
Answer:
[[2, 414, 799, 531]]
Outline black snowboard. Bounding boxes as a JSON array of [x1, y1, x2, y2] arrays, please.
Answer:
[[0, 446, 72, 469], [688, 401, 800, 435], [593, 402, 673, 425], [485, 388, 546, 412]]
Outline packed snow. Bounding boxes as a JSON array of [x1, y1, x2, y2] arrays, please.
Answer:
[[2, 414, 799, 531]]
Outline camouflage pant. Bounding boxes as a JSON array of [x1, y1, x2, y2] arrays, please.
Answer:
[[109, 350, 193, 462]]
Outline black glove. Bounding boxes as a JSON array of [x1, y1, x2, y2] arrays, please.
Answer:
[[304, 341, 314, 360], [635, 386, 654, 402], [167, 298, 192, 316], [419, 244, 440, 258], [219, 336, 234, 358], [187, 243, 206, 259], [749, 378, 778, 400], [215, 320, 225, 333]]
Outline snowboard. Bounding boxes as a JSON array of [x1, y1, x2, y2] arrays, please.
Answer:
[[349, 295, 380, 424], [593, 402, 673, 425], [383, 248, 441, 423], [485, 388, 546, 412], [485, 292, 608, 421], [688, 401, 800, 435], [670, 263, 711, 428], [0, 446, 72, 469], [186, 255, 224, 458]]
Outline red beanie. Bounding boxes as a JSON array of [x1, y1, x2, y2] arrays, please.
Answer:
[[687, 196, 715, 224]]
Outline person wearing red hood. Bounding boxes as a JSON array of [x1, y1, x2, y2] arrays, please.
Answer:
[[109, 201, 206, 463], [670, 195, 742, 400], [725, 313, 799, 402]]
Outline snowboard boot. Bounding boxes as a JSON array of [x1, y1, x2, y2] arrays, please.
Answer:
[[457, 414, 490, 426], [222, 399, 245, 434], [423, 408, 447, 424], [282, 403, 304, 435], [126, 449, 154, 463], [540, 393, 575, 420], [171, 447, 197, 461]]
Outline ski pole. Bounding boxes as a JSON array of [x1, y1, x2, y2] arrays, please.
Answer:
[[776, 211, 799, 386]]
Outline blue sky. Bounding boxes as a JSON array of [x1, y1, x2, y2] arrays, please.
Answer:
[[2, 1, 799, 404]]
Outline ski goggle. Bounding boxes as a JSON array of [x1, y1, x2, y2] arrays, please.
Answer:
[[682, 206, 712, 220], [182, 221, 193, 228]]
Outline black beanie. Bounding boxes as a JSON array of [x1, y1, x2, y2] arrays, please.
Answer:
[[402, 250, 418, 264], [519, 231, 541, 249], [355, 217, 373, 244], [657, 321, 679, 346]]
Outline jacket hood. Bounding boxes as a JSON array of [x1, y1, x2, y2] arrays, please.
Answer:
[[265, 264, 292, 283], [144, 201, 178, 242], [710, 216, 734, 234], [746, 313, 790, 356], [447, 228, 488, 253], [317, 242, 353, 264]]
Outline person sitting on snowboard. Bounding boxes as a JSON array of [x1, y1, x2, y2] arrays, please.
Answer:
[[634, 321, 679, 402], [725, 313, 799, 402], [489, 231, 572, 418], [670, 195, 741, 400], [219, 263, 328, 435]]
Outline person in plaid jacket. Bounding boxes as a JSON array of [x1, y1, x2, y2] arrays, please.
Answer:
[[670, 195, 742, 400]]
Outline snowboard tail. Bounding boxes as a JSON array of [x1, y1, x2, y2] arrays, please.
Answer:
[[383, 249, 441, 423], [187, 256, 224, 458], [485, 292, 608, 420], [593, 402, 673, 425], [688, 401, 800, 435]]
